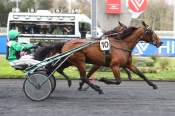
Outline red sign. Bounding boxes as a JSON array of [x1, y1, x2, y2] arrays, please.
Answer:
[[128, 0, 148, 13], [106, 0, 121, 14]]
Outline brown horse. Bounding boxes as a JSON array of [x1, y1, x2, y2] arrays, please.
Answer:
[[79, 23, 133, 90], [61, 21, 163, 94], [34, 22, 129, 88]]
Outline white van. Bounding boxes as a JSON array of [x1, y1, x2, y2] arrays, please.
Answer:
[[7, 10, 103, 43]]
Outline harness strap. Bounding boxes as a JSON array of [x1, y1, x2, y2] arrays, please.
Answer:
[[103, 32, 122, 37], [110, 43, 132, 53], [104, 50, 111, 66], [102, 43, 131, 66]]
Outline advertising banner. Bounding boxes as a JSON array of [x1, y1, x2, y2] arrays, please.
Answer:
[[133, 38, 175, 57], [127, 0, 148, 13], [106, 0, 121, 14]]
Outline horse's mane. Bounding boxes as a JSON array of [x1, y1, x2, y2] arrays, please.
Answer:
[[103, 25, 121, 35], [118, 26, 138, 39], [34, 42, 65, 60], [102, 26, 137, 40]]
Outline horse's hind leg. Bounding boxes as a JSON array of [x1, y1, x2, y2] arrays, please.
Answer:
[[127, 65, 158, 89], [57, 70, 72, 87], [78, 65, 100, 90], [99, 65, 121, 85], [77, 63, 103, 94], [123, 68, 132, 80]]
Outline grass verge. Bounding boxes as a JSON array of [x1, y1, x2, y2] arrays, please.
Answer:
[[1, 56, 175, 80]]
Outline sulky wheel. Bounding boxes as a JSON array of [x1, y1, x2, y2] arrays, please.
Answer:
[[23, 73, 52, 101], [49, 75, 56, 93], [47, 74, 56, 93], [34, 71, 56, 93]]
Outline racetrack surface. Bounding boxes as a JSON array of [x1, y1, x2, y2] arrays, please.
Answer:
[[0, 79, 175, 116]]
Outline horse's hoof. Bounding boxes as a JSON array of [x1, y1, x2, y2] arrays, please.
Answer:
[[153, 84, 158, 89], [115, 80, 121, 85], [94, 85, 100, 89], [98, 90, 104, 94], [99, 78, 110, 84], [78, 87, 82, 91], [78, 82, 83, 90], [68, 80, 72, 88], [78, 86, 90, 91]]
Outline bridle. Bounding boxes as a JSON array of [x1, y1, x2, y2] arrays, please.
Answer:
[[141, 26, 158, 46]]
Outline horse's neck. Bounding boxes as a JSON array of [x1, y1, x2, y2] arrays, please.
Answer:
[[124, 28, 144, 50]]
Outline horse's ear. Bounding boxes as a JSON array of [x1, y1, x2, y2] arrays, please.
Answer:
[[118, 21, 122, 26], [142, 21, 148, 28], [118, 21, 127, 28]]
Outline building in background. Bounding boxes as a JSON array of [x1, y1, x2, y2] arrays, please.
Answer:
[[96, 0, 131, 31]]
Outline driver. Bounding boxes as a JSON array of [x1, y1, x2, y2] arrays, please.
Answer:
[[7, 29, 41, 69]]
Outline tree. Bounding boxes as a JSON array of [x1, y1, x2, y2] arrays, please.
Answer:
[[73, 0, 91, 17], [0, 0, 14, 26], [0, 0, 14, 13], [37, 0, 52, 10], [135, 0, 173, 31], [51, 0, 68, 13], [20, 0, 35, 12]]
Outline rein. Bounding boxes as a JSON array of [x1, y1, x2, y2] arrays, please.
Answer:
[[101, 32, 122, 38], [104, 32, 121, 37]]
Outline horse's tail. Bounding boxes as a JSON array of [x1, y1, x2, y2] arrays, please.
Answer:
[[34, 42, 65, 61]]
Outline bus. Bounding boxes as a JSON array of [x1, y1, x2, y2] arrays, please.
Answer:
[[7, 10, 103, 44]]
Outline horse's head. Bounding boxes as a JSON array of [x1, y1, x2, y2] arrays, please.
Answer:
[[141, 21, 163, 48]]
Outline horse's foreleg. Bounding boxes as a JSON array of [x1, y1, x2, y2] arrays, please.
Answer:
[[77, 63, 103, 94], [123, 68, 132, 80], [99, 65, 121, 85], [127, 65, 158, 89], [78, 65, 100, 91], [57, 70, 72, 87]]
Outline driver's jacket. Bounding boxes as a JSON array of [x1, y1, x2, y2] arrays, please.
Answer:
[[7, 41, 33, 62]]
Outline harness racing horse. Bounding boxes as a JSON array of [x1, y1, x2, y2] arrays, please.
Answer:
[[61, 21, 163, 94], [78, 24, 138, 90], [33, 22, 129, 88]]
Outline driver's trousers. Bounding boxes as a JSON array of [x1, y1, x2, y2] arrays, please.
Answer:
[[9, 55, 41, 67]]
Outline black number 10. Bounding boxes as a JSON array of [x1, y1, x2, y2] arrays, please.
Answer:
[[102, 41, 109, 48]]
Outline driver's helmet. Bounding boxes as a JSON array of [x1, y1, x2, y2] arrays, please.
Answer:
[[8, 30, 20, 40]]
